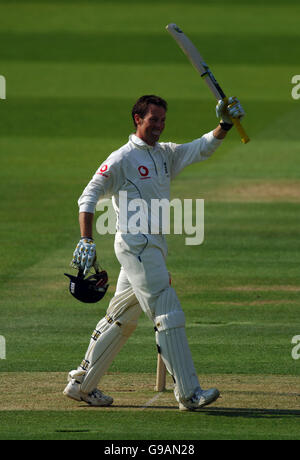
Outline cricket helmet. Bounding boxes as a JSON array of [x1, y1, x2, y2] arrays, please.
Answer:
[[64, 269, 109, 304]]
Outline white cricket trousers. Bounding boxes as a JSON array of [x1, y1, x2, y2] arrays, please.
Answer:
[[114, 233, 201, 402]]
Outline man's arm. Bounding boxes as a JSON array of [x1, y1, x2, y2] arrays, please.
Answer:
[[167, 96, 245, 179], [79, 212, 94, 239], [71, 155, 124, 275], [213, 124, 228, 140]]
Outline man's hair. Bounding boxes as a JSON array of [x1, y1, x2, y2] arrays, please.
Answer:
[[131, 95, 167, 128]]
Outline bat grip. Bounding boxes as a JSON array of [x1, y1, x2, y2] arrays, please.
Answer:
[[231, 118, 250, 144], [223, 97, 250, 144]]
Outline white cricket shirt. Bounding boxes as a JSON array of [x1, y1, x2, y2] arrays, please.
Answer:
[[78, 131, 222, 234]]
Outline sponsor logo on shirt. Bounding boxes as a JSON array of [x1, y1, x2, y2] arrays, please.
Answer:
[[138, 165, 151, 179], [97, 164, 109, 177]]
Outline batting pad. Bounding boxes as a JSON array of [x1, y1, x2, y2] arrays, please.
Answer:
[[72, 288, 142, 394], [154, 287, 200, 401], [78, 287, 139, 370]]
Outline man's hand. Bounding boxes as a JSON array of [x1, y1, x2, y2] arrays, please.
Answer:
[[71, 237, 96, 275], [216, 96, 245, 125]]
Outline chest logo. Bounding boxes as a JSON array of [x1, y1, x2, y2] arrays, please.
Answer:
[[138, 165, 151, 179]]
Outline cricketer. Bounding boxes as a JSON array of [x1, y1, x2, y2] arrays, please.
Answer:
[[63, 94, 245, 410]]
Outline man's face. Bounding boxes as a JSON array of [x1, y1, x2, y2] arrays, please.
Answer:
[[134, 104, 166, 146]]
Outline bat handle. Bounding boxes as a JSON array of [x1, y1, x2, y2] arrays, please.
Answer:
[[231, 117, 250, 144], [223, 97, 250, 144]]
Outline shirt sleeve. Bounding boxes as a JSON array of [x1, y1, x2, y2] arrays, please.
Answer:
[[78, 154, 124, 214], [165, 130, 223, 179]]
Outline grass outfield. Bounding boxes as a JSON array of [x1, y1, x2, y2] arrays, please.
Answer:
[[0, 0, 300, 441], [0, 373, 299, 440]]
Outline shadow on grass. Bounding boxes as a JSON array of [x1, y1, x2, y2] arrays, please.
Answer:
[[80, 404, 300, 418], [191, 407, 300, 419]]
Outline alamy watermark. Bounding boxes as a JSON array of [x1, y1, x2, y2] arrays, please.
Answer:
[[95, 192, 204, 246], [0, 75, 6, 100], [291, 335, 300, 360], [0, 335, 6, 359], [291, 75, 300, 100]]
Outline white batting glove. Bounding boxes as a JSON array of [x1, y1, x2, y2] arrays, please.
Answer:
[[216, 97, 245, 124], [71, 238, 96, 275]]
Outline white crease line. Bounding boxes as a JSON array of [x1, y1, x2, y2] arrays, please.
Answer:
[[141, 393, 162, 409]]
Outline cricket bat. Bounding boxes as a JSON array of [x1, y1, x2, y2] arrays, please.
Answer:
[[166, 24, 250, 144], [155, 353, 167, 392]]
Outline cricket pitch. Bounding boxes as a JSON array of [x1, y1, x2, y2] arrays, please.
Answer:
[[0, 372, 299, 412]]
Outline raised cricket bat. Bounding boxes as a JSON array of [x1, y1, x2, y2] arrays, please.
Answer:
[[155, 353, 167, 392], [166, 24, 249, 144]]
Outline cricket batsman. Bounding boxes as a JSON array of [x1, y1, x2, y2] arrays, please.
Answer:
[[63, 94, 245, 410]]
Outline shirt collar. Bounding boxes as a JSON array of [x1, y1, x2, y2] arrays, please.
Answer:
[[129, 134, 157, 150]]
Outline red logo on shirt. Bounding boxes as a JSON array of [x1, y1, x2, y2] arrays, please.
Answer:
[[97, 164, 109, 177], [138, 165, 150, 179]]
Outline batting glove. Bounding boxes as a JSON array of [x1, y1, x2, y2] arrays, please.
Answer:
[[71, 237, 96, 275], [216, 96, 245, 124]]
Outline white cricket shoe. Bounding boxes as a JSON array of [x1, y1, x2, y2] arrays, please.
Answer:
[[179, 388, 220, 411], [63, 379, 113, 407]]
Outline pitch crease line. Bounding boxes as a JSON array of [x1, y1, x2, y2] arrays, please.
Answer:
[[141, 393, 162, 409]]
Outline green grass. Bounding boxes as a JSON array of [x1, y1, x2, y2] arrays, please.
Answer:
[[1, 409, 300, 441], [0, 0, 300, 440]]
